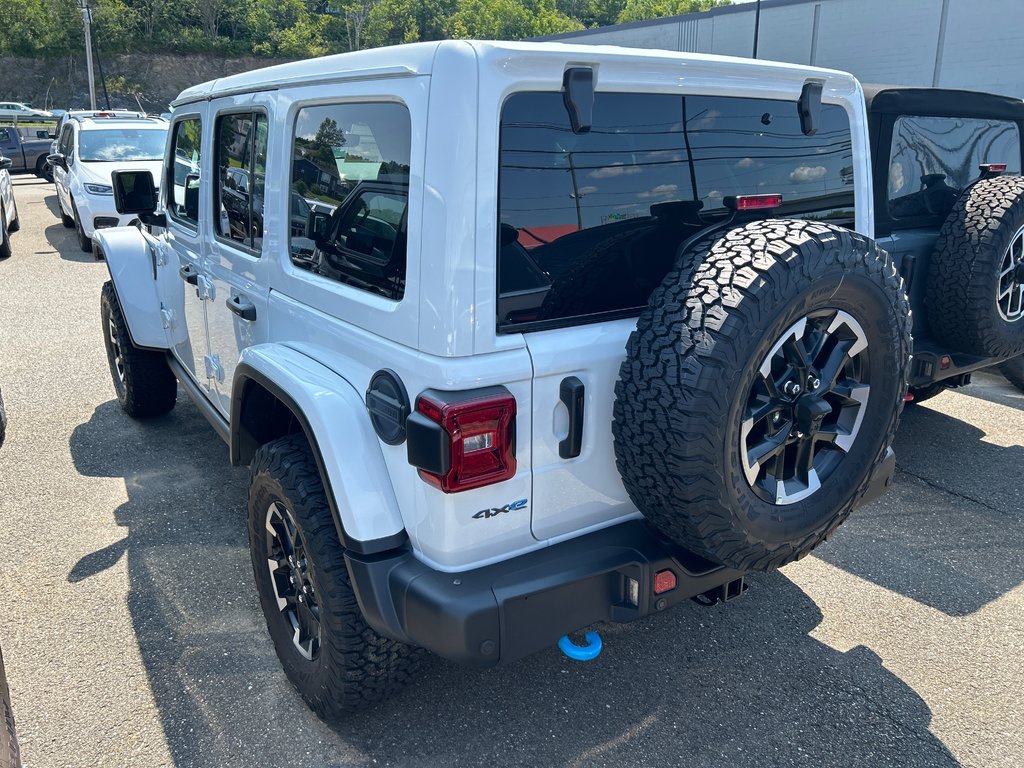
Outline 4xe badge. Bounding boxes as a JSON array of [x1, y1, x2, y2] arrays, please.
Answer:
[[473, 498, 528, 520]]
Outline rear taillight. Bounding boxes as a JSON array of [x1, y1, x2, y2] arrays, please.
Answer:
[[407, 388, 517, 493]]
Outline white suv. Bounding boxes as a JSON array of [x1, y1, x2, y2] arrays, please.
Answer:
[[50, 116, 167, 252], [94, 41, 910, 718]]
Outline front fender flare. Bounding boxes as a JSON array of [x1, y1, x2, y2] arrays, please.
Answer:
[[94, 227, 166, 349], [232, 344, 407, 554]]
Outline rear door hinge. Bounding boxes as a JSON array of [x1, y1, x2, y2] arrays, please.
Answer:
[[203, 354, 224, 382], [197, 275, 215, 301]]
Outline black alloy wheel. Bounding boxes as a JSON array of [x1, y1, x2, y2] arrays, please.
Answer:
[[741, 309, 870, 505], [264, 501, 321, 661]]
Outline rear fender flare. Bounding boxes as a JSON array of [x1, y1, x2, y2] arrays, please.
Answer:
[[232, 344, 408, 554], [94, 227, 167, 349]]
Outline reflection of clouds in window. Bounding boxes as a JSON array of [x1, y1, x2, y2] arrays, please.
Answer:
[[789, 165, 828, 183], [705, 189, 723, 200], [690, 109, 721, 130], [577, 186, 599, 195], [588, 162, 643, 179], [638, 183, 678, 199], [736, 157, 755, 168], [889, 162, 906, 195]]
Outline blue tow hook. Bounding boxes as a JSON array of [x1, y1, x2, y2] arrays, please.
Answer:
[[557, 631, 603, 661]]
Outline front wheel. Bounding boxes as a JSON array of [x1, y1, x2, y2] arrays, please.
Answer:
[[100, 281, 177, 417], [72, 200, 92, 252], [615, 220, 912, 571], [248, 435, 420, 718]]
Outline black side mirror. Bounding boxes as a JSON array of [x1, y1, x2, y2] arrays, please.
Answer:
[[308, 210, 330, 241], [0, 157, 11, 172], [47, 153, 66, 171], [112, 169, 158, 215], [184, 173, 200, 221]]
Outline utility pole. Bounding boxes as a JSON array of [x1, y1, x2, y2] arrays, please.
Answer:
[[752, 0, 762, 59], [80, 0, 97, 109]]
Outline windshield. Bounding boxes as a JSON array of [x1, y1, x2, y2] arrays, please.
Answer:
[[78, 128, 167, 162]]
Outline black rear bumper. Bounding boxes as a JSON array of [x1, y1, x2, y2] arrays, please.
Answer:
[[347, 448, 896, 668], [347, 519, 746, 668]]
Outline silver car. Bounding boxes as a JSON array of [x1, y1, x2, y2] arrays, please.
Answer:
[[0, 101, 52, 121]]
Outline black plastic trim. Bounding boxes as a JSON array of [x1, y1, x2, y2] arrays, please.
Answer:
[[366, 368, 410, 446], [908, 340, 1000, 388], [346, 519, 746, 668], [231, 363, 410, 556], [166, 353, 230, 443], [558, 376, 585, 459]]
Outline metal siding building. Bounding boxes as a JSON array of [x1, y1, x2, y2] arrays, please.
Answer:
[[546, 0, 1024, 100]]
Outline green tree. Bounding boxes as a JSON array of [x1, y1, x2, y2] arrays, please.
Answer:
[[617, 0, 728, 25]]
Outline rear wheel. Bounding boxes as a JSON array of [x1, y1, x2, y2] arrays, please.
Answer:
[[248, 435, 420, 718], [615, 220, 911, 571], [100, 281, 177, 418], [6, 199, 18, 233], [35, 155, 51, 183]]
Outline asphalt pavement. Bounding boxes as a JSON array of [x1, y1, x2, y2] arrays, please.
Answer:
[[0, 175, 1022, 768]]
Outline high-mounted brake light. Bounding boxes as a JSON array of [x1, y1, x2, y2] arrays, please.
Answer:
[[980, 163, 1007, 174], [725, 194, 783, 211], [407, 388, 517, 493]]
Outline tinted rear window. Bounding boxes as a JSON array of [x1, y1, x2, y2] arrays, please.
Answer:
[[497, 92, 854, 331], [887, 116, 1021, 220]]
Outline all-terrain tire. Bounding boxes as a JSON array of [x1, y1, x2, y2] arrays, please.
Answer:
[[907, 382, 948, 404], [614, 220, 911, 572], [0, 208, 10, 260], [925, 176, 1024, 358], [248, 435, 421, 719], [100, 281, 177, 418], [999, 354, 1024, 393], [72, 200, 92, 252]]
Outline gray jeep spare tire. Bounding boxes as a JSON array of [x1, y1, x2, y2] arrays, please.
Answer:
[[614, 220, 911, 572], [926, 176, 1024, 358]]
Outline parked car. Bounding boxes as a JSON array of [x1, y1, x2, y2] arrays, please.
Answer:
[[94, 41, 908, 718], [0, 126, 54, 180], [0, 386, 18, 768], [49, 115, 168, 252], [0, 154, 20, 259], [0, 101, 52, 121], [47, 111, 147, 179], [864, 85, 1024, 400]]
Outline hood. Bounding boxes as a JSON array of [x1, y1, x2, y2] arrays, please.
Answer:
[[79, 159, 164, 189]]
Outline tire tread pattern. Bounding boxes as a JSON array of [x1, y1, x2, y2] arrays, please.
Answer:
[[925, 176, 1024, 358], [249, 435, 421, 719], [614, 220, 911, 572]]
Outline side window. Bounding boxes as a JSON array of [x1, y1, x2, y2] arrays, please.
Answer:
[[0, 128, 11, 144], [58, 126, 73, 155], [288, 102, 411, 300], [167, 118, 203, 228], [888, 116, 1021, 220], [496, 92, 855, 330], [214, 112, 268, 252]]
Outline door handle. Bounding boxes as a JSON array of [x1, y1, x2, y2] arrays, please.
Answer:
[[178, 263, 198, 285], [559, 376, 585, 460], [226, 294, 257, 322]]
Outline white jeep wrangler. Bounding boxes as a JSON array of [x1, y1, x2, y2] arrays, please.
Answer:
[[94, 40, 910, 718]]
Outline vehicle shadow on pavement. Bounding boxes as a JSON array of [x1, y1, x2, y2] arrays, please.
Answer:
[[816, 401, 1024, 617], [67, 400, 959, 768], [952, 371, 1024, 411], [38, 192, 94, 263]]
